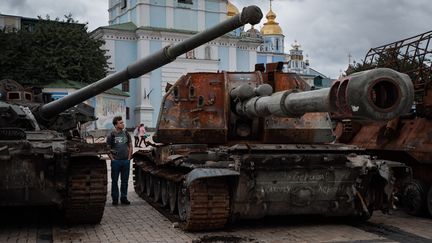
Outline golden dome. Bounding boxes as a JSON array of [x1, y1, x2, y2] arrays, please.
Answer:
[[227, 1, 239, 18], [260, 8, 283, 35]]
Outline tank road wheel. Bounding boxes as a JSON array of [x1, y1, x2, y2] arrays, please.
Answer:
[[153, 176, 162, 202], [177, 178, 231, 231], [64, 159, 107, 224], [427, 186, 432, 217], [160, 180, 168, 207], [402, 180, 427, 216], [167, 181, 178, 213], [145, 173, 153, 198], [177, 183, 190, 221], [133, 165, 145, 197]]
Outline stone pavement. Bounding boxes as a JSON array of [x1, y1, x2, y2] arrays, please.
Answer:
[[1, 157, 432, 243]]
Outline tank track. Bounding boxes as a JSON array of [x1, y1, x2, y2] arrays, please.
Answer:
[[133, 161, 230, 231], [64, 158, 107, 224]]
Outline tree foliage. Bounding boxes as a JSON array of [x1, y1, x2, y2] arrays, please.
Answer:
[[0, 14, 109, 85], [346, 48, 427, 80]]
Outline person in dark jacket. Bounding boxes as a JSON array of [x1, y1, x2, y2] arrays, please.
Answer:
[[106, 116, 132, 205]]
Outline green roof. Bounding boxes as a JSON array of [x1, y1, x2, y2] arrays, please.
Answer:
[[43, 80, 129, 97], [100, 22, 138, 31]]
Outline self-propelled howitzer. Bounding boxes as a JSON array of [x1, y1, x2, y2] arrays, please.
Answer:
[[0, 5, 263, 224], [132, 64, 414, 231]]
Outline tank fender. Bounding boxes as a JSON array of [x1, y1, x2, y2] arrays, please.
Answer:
[[376, 160, 411, 181], [185, 168, 239, 186], [375, 160, 412, 205]]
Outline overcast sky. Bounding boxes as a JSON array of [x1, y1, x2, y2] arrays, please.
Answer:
[[2, 0, 432, 78]]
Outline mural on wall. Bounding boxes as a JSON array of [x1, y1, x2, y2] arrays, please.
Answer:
[[48, 91, 68, 100], [95, 96, 126, 129]]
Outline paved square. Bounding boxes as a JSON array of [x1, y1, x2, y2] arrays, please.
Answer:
[[1, 158, 431, 243]]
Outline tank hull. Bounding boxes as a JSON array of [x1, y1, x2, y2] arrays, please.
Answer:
[[335, 117, 432, 216], [133, 144, 410, 231], [0, 129, 107, 224]]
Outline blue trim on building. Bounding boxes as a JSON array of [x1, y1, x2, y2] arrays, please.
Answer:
[[150, 40, 163, 126], [272, 55, 284, 63], [90, 97, 96, 108], [150, 4, 166, 28], [48, 91, 68, 100], [130, 8, 137, 25], [205, 1, 219, 11], [174, 8, 198, 31], [236, 49, 249, 72], [257, 54, 267, 65], [119, 13, 128, 23], [218, 47, 229, 71], [115, 40, 137, 127], [205, 12, 220, 30]]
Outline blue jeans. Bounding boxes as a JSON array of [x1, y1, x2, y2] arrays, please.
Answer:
[[111, 159, 130, 201]]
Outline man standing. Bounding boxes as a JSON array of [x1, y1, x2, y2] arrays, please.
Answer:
[[106, 116, 132, 205]]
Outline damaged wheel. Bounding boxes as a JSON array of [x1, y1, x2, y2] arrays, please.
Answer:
[[133, 166, 145, 197], [161, 180, 168, 207], [168, 181, 177, 213], [145, 173, 153, 198], [427, 186, 432, 217], [177, 183, 190, 221], [402, 180, 427, 216]]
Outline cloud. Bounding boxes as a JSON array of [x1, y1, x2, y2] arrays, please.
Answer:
[[2, 0, 432, 78], [0, 0, 107, 31], [232, 0, 432, 77]]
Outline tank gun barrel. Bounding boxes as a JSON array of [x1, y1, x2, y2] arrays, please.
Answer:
[[232, 68, 414, 121], [37, 6, 263, 121]]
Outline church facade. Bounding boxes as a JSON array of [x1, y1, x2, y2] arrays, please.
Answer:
[[92, 0, 329, 128]]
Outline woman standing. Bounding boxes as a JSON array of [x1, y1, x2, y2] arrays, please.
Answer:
[[138, 124, 146, 147]]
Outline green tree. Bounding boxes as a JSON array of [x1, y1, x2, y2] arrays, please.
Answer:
[[346, 48, 426, 79], [0, 14, 108, 85]]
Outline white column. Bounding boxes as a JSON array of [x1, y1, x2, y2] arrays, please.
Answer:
[[197, 0, 205, 31], [137, 1, 150, 27], [135, 37, 154, 125], [212, 45, 218, 61], [166, 0, 174, 29], [219, 1, 226, 23], [267, 55, 272, 63], [249, 48, 257, 71], [229, 45, 237, 71]]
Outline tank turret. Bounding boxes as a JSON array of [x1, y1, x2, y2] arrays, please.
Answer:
[[153, 67, 414, 144]]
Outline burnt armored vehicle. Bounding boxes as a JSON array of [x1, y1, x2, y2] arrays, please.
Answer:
[[334, 31, 432, 216], [0, 5, 263, 223], [0, 79, 108, 223], [132, 63, 415, 231]]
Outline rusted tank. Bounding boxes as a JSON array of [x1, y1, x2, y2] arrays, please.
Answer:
[[334, 30, 432, 217], [0, 5, 262, 223], [132, 62, 415, 231]]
